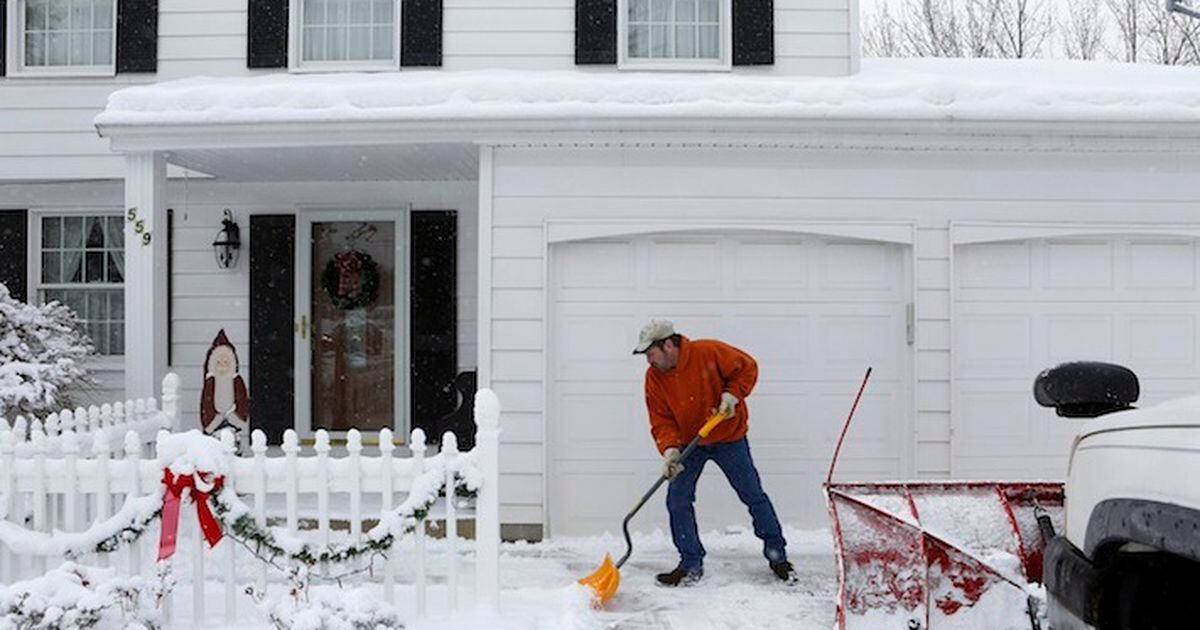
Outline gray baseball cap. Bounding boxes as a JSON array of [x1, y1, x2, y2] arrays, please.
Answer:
[[632, 319, 676, 354]]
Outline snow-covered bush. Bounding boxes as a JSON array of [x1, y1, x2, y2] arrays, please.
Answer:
[[246, 565, 404, 630], [0, 562, 166, 630], [0, 283, 94, 418]]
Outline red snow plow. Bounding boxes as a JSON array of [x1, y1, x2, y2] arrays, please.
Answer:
[[824, 369, 1065, 629]]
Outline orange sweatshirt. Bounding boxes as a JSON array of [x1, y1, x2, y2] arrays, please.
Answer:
[[644, 336, 759, 454]]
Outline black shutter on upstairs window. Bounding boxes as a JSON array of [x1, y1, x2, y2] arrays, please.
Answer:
[[0, 210, 27, 301], [1, 0, 7, 77], [733, 0, 774, 65], [575, 0, 616, 64], [576, 1, 772, 66], [401, 0, 442, 66], [116, 0, 158, 73], [410, 211, 458, 440], [248, 0, 288, 68], [249, 215, 295, 445]]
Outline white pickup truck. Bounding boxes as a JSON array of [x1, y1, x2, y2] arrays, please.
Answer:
[[1035, 362, 1200, 629]]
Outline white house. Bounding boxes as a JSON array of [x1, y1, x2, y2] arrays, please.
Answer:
[[3, 0, 1200, 541]]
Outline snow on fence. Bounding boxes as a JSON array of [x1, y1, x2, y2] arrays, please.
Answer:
[[0, 373, 502, 627], [0, 372, 179, 457]]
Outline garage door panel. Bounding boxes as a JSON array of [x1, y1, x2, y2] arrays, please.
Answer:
[[728, 316, 810, 375], [956, 388, 1032, 450], [648, 240, 722, 293], [958, 242, 1033, 290], [818, 313, 901, 373], [957, 315, 1033, 375], [1045, 315, 1114, 363], [557, 390, 644, 450], [556, 240, 636, 290], [1127, 239, 1197, 289], [1128, 315, 1196, 370], [733, 241, 809, 291], [821, 241, 899, 291], [555, 313, 641, 380], [1044, 240, 1114, 289]]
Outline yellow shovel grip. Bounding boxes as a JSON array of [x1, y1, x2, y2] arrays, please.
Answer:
[[697, 411, 728, 439]]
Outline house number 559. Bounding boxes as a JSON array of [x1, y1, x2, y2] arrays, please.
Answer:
[[126, 207, 152, 246]]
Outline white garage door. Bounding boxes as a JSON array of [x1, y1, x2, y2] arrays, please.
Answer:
[[953, 236, 1200, 479], [549, 232, 911, 536]]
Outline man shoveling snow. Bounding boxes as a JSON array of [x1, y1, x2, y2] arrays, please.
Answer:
[[633, 319, 796, 587]]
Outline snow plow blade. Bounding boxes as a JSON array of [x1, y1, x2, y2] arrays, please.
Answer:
[[825, 481, 1064, 629]]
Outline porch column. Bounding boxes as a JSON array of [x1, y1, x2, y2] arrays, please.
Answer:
[[123, 152, 168, 400]]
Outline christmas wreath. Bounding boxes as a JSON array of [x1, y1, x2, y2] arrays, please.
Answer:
[[321, 250, 380, 310]]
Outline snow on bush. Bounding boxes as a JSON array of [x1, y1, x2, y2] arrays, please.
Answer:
[[0, 562, 166, 630], [247, 566, 404, 630], [0, 284, 94, 419]]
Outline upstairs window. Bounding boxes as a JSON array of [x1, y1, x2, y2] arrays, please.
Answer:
[[8, 0, 116, 76], [619, 0, 731, 70], [291, 0, 398, 71]]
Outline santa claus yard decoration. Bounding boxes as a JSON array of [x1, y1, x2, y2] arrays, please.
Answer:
[[200, 329, 250, 444]]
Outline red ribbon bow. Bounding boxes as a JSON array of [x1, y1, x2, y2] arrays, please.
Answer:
[[158, 469, 225, 561], [335, 252, 364, 297]]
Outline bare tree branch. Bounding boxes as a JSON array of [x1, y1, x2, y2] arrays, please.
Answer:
[[1060, 0, 1106, 59]]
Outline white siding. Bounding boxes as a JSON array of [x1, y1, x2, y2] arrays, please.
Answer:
[[1, 0, 854, 181], [486, 145, 1200, 529]]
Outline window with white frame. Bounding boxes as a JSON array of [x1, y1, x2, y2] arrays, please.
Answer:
[[10, 0, 116, 74], [294, 0, 397, 69], [621, 0, 729, 68], [38, 215, 124, 356]]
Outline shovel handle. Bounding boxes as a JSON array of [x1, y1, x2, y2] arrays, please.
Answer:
[[616, 411, 729, 569]]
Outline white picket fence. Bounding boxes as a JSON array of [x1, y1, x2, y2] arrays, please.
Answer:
[[0, 372, 179, 456], [0, 373, 503, 626]]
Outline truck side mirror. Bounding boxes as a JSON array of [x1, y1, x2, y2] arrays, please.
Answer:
[[1033, 361, 1139, 418]]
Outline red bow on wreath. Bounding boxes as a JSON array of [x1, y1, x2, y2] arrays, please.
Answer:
[[335, 251, 364, 297], [158, 469, 225, 561]]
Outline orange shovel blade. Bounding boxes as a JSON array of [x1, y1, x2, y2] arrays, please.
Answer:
[[577, 553, 621, 605]]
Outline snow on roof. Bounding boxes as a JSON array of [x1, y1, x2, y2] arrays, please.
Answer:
[[95, 58, 1200, 129]]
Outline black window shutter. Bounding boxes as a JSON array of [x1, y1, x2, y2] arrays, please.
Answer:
[[248, 0, 288, 68], [0, 210, 27, 301], [116, 0, 158, 73], [576, 0, 616, 64], [1, 0, 7, 77], [249, 215, 295, 444], [733, 0, 774, 65], [401, 0, 442, 66], [410, 211, 458, 440]]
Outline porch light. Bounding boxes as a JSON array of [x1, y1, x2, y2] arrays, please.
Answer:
[[213, 209, 241, 269]]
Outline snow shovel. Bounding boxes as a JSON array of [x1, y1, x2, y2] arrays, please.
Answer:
[[578, 410, 729, 605]]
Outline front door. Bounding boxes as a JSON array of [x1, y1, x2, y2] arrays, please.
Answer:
[[296, 211, 407, 436]]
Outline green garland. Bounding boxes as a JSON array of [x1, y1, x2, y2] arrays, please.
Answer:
[[211, 474, 478, 568], [320, 251, 381, 311], [93, 504, 164, 555]]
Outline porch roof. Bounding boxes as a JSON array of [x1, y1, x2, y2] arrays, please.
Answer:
[[95, 58, 1200, 153]]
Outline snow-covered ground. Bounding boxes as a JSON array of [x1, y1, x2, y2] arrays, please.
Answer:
[[3, 521, 1050, 628], [162, 526, 840, 629]]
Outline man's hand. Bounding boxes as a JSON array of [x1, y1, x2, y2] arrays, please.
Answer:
[[717, 392, 739, 419], [662, 447, 684, 480]]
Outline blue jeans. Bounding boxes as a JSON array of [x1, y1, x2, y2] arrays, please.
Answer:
[[666, 437, 786, 571]]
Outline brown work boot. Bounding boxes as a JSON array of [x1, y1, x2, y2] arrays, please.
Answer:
[[770, 560, 797, 583], [655, 566, 703, 586]]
